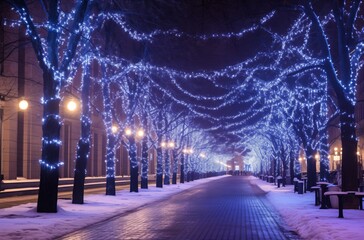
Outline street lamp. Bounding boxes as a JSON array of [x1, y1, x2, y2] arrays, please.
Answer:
[[111, 125, 118, 134], [137, 129, 144, 138], [18, 99, 29, 110], [168, 141, 175, 148], [183, 148, 193, 154], [124, 127, 132, 136], [66, 99, 77, 112]]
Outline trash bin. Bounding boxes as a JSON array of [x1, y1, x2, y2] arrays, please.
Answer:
[[297, 181, 304, 194], [293, 178, 298, 193], [277, 176, 283, 188]]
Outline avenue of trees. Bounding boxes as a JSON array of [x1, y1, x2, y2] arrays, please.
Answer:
[[2, 0, 363, 212]]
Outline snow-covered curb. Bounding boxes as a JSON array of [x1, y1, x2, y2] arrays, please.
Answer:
[[249, 176, 364, 240], [0, 175, 228, 239]]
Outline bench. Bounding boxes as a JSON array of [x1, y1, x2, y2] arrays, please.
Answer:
[[324, 191, 348, 218], [324, 191, 364, 218]]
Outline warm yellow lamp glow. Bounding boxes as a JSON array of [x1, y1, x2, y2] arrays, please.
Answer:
[[125, 128, 132, 136], [19, 99, 29, 110], [137, 129, 144, 137], [168, 141, 175, 148], [67, 99, 77, 111], [111, 125, 118, 134]]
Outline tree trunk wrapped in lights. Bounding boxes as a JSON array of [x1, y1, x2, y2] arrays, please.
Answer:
[[180, 153, 185, 183], [72, 60, 91, 204], [163, 145, 170, 185], [156, 146, 163, 188], [140, 135, 149, 189], [7, 0, 90, 212], [172, 149, 178, 184], [128, 133, 138, 192], [101, 65, 116, 196]]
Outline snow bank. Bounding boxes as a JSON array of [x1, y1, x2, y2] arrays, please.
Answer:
[[249, 177, 364, 240]]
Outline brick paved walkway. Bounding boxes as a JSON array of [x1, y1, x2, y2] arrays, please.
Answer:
[[58, 176, 300, 240]]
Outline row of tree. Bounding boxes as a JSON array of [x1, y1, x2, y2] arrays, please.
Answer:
[[4, 0, 363, 212]]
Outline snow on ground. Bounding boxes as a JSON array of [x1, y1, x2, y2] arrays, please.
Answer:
[[1, 175, 364, 240], [249, 176, 364, 240], [0, 176, 228, 240]]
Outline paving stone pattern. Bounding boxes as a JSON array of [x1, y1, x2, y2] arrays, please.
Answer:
[[58, 176, 300, 240]]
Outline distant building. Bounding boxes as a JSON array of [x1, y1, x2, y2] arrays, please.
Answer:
[[227, 153, 244, 173]]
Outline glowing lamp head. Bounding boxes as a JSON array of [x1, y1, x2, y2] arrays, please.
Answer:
[[125, 128, 132, 136], [137, 129, 144, 138], [67, 100, 77, 112], [161, 141, 166, 148], [168, 141, 175, 148], [111, 125, 118, 134], [19, 99, 29, 110]]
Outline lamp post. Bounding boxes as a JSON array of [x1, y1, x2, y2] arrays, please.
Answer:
[[17, 98, 29, 178]]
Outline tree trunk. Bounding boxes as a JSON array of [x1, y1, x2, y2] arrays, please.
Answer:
[[290, 151, 294, 183], [72, 63, 91, 204], [172, 150, 178, 184], [37, 71, 61, 213], [140, 136, 148, 189], [164, 149, 170, 185], [305, 147, 317, 190], [319, 134, 330, 181], [180, 154, 185, 183], [129, 137, 138, 192], [105, 134, 116, 195], [340, 107, 358, 191], [156, 147, 163, 187], [72, 137, 90, 204]]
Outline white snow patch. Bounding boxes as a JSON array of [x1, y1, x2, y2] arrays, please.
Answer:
[[248, 177, 364, 240]]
